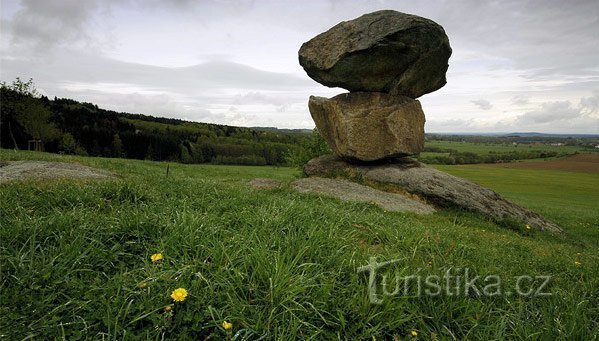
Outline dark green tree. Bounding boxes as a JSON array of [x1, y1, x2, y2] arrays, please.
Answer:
[[1, 78, 60, 149], [59, 133, 78, 154], [179, 144, 191, 164], [112, 133, 124, 157]]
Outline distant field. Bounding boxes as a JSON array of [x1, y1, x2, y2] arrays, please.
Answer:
[[420, 140, 596, 165], [1, 149, 598, 339], [479, 153, 599, 173], [425, 140, 590, 154]]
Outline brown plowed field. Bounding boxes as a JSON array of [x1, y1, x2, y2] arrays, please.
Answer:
[[481, 153, 599, 173]]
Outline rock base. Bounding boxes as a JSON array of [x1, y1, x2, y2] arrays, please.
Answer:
[[292, 177, 435, 214], [304, 155, 563, 233]]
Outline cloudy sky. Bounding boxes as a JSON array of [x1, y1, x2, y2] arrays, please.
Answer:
[[1, 0, 598, 133]]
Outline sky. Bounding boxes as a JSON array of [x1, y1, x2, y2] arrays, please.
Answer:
[[1, 0, 598, 133]]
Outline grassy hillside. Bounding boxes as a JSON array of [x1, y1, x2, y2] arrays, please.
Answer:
[[1, 149, 598, 339]]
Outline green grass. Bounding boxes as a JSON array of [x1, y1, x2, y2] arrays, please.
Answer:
[[1, 149, 598, 339], [435, 165, 599, 243]]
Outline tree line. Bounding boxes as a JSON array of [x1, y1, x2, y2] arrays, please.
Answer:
[[417, 148, 569, 165], [0, 78, 309, 166]]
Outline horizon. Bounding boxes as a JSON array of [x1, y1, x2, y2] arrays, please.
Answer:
[[1, 0, 598, 133]]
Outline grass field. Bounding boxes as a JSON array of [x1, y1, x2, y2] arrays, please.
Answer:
[[1, 149, 598, 339]]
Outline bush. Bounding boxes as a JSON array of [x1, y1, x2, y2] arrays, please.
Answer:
[[285, 129, 332, 168]]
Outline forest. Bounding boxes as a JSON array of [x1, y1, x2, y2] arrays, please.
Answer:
[[0, 78, 309, 166]]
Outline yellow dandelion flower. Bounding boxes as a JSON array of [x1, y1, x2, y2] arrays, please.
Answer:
[[151, 253, 163, 263], [525, 224, 531, 230], [222, 320, 233, 330], [170, 288, 188, 302], [575, 261, 582, 266], [411, 330, 418, 337]]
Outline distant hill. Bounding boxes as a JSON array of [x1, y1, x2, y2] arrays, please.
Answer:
[[505, 132, 599, 138], [429, 132, 599, 138], [252, 127, 313, 133]]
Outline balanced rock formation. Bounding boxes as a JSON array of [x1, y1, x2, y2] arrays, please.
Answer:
[[309, 92, 425, 161], [304, 155, 563, 233], [299, 10, 452, 98], [296, 11, 560, 233]]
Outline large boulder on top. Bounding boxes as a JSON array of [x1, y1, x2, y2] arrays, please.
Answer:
[[309, 92, 425, 161], [299, 10, 452, 98]]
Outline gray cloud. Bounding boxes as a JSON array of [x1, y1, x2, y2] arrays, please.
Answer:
[[580, 90, 599, 114], [437, 0, 599, 78], [517, 101, 582, 124], [1, 50, 314, 93], [509, 92, 599, 132], [8, 0, 102, 50], [471, 99, 492, 110]]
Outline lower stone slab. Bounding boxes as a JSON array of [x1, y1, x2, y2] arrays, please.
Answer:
[[292, 177, 435, 214], [304, 155, 563, 233]]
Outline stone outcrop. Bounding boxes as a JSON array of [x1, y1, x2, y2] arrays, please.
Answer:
[[304, 155, 563, 233], [309, 92, 425, 161], [292, 177, 435, 214], [299, 10, 452, 98]]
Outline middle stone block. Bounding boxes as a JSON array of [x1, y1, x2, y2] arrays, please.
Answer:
[[308, 92, 425, 162]]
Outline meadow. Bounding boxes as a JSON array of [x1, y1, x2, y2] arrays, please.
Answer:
[[1, 149, 598, 339]]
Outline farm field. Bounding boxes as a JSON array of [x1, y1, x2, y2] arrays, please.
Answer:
[[419, 139, 598, 165], [1, 149, 598, 339], [424, 140, 590, 154], [478, 153, 599, 173]]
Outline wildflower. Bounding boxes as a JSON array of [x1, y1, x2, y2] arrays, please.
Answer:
[[170, 288, 188, 302], [525, 224, 531, 230], [151, 253, 163, 263], [411, 330, 418, 337], [222, 320, 233, 330], [575, 261, 582, 266]]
